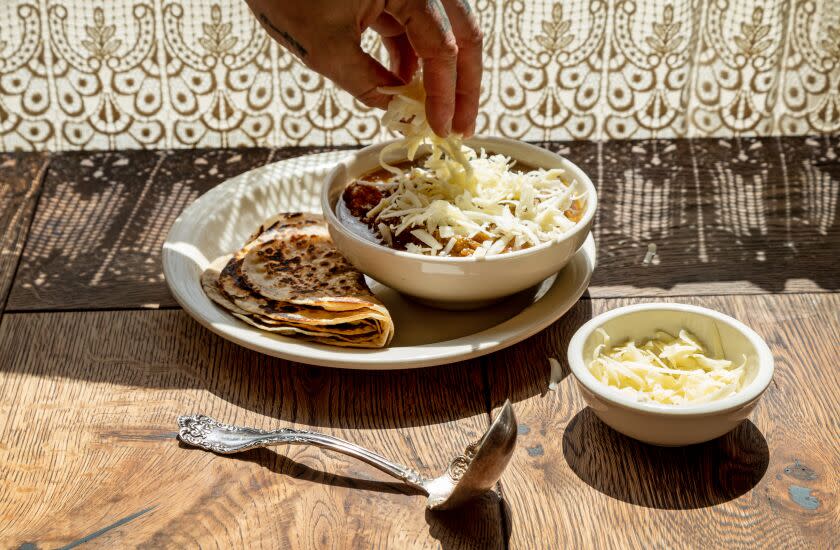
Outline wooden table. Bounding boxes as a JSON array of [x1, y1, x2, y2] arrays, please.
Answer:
[[0, 137, 837, 548]]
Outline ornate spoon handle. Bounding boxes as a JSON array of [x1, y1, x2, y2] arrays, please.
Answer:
[[178, 414, 427, 491]]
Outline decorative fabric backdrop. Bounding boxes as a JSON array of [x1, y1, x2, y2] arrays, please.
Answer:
[[0, 0, 838, 151]]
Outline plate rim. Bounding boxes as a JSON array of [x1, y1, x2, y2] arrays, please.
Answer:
[[163, 152, 596, 370]]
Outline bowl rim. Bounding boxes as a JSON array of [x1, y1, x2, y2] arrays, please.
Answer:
[[567, 303, 775, 416], [320, 135, 598, 263]]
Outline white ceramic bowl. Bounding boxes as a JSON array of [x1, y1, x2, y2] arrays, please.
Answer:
[[321, 136, 597, 309], [567, 303, 774, 446]]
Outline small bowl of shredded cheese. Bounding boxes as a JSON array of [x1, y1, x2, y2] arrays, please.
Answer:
[[567, 303, 774, 446]]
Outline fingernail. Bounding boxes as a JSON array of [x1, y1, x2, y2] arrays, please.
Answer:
[[465, 122, 475, 138]]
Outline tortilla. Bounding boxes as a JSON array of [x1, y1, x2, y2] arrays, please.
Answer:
[[201, 213, 393, 348], [201, 255, 251, 316], [245, 211, 323, 242], [232, 313, 378, 336], [238, 214, 378, 311], [202, 256, 378, 332], [218, 257, 389, 325]]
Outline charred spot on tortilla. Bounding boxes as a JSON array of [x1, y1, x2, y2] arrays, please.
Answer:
[[200, 255, 251, 316], [246, 212, 324, 242]]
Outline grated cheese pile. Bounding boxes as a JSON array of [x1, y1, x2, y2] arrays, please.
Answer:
[[588, 329, 747, 405], [369, 77, 586, 257]]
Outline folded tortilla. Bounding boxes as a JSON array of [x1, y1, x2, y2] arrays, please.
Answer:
[[200, 213, 394, 348]]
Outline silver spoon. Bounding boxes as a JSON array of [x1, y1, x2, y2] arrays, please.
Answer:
[[177, 400, 517, 510]]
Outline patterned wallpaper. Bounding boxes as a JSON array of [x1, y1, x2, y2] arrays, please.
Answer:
[[0, 0, 838, 151]]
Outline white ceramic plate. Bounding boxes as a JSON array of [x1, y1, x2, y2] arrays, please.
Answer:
[[162, 152, 597, 369]]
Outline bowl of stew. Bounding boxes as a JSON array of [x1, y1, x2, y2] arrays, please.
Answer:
[[321, 136, 597, 309]]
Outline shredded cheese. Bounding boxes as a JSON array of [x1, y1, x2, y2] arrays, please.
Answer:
[[378, 78, 474, 186], [588, 329, 747, 405], [372, 77, 586, 257]]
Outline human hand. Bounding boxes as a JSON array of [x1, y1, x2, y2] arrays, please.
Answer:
[[245, 0, 482, 137]]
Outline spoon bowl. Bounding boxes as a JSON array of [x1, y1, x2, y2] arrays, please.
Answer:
[[424, 399, 518, 509]]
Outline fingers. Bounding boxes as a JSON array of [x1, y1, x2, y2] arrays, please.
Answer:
[[372, 14, 419, 82], [387, 0, 458, 136], [370, 12, 404, 37], [441, 0, 483, 136], [248, 1, 401, 110], [318, 43, 404, 109], [248, 0, 481, 127], [382, 35, 419, 83]]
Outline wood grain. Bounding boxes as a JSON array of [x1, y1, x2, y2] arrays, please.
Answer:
[[543, 135, 840, 297], [1, 140, 837, 547], [6, 136, 839, 312], [0, 153, 48, 314], [485, 293, 839, 548], [6, 147, 348, 311], [0, 309, 503, 549]]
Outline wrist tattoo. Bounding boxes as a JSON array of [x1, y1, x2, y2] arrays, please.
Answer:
[[259, 13, 308, 57]]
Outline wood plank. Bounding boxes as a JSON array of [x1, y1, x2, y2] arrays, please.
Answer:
[[0, 153, 48, 313], [6, 147, 346, 311], [7, 137, 838, 311], [542, 136, 840, 297], [485, 293, 839, 548], [0, 309, 502, 549]]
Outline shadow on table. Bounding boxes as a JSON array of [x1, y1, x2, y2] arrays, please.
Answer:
[[223, 446, 424, 496], [482, 296, 593, 402], [2, 292, 593, 432], [562, 408, 769, 509], [575, 136, 840, 294], [163, 310, 492, 429], [426, 492, 511, 550], [213, 446, 510, 548], [182, 290, 593, 433]]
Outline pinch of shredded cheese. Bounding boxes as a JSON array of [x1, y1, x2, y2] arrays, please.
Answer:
[[372, 77, 586, 256], [588, 329, 748, 405], [378, 78, 474, 187]]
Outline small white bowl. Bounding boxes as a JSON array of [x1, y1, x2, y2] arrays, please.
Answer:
[[567, 303, 774, 446], [321, 136, 597, 309]]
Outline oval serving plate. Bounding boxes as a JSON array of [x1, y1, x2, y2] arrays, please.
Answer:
[[162, 151, 596, 369]]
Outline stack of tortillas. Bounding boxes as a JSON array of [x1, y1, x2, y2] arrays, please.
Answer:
[[201, 213, 394, 348]]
